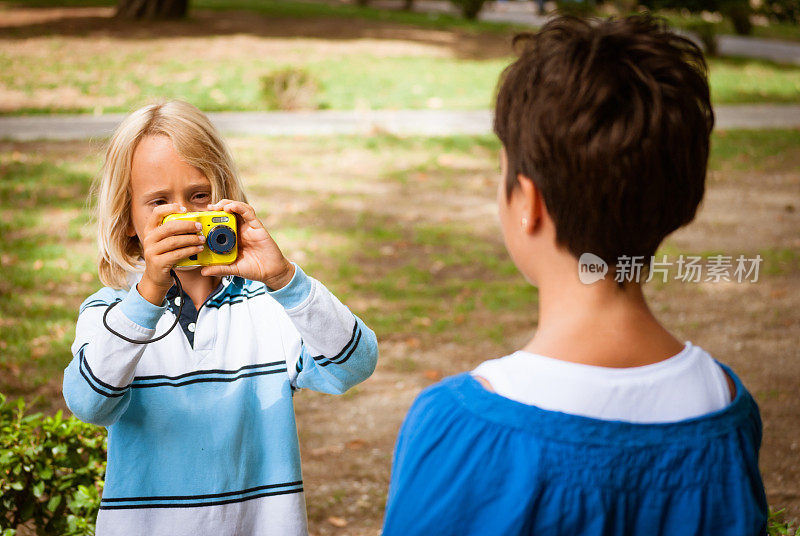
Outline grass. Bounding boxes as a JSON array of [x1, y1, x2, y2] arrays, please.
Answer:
[[313, 218, 539, 338], [1, 3, 800, 114], [708, 56, 800, 105], [709, 129, 800, 171], [0, 36, 511, 114], [0, 151, 99, 404], [1, 48, 798, 114], [648, 245, 799, 280]]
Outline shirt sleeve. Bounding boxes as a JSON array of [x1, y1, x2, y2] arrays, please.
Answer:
[[269, 264, 378, 394], [62, 285, 168, 426]]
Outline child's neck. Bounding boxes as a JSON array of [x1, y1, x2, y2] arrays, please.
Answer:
[[524, 271, 684, 369], [175, 269, 222, 311]]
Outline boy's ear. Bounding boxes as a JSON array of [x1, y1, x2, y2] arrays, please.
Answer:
[[517, 174, 543, 233], [126, 221, 137, 238]]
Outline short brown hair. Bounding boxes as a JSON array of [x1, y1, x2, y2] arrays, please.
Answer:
[[494, 15, 714, 265]]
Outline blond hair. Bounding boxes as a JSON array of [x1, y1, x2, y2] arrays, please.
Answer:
[[94, 100, 247, 289]]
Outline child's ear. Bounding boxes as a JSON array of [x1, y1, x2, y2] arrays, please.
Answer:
[[517, 174, 543, 233], [126, 221, 137, 238]]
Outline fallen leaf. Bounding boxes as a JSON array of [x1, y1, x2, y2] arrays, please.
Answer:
[[327, 516, 347, 528], [423, 369, 443, 381], [346, 439, 366, 450], [405, 337, 421, 348]]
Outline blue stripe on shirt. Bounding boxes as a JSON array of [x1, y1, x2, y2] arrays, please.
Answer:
[[100, 481, 304, 510]]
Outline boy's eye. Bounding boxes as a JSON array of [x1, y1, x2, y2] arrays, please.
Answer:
[[151, 199, 167, 206], [193, 193, 210, 201]]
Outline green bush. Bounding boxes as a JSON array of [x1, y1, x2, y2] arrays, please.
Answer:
[[768, 508, 800, 535], [448, 0, 486, 19], [0, 393, 106, 535], [260, 67, 320, 111]]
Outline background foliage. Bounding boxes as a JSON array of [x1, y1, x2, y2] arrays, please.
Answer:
[[0, 394, 104, 535]]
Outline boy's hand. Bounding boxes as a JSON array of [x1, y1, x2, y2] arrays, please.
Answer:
[[138, 204, 205, 305], [200, 200, 294, 290]]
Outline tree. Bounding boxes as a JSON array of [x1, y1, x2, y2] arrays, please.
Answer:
[[115, 0, 189, 19]]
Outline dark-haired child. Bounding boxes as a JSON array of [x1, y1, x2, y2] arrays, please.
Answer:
[[382, 15, 767, 536]]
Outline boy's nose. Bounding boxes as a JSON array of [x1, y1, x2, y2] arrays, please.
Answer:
[[183, 198, 208, 211]]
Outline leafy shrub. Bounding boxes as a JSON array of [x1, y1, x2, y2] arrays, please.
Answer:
[[448, 0, 486, 19], [0, 393, 106, 535], [260, 67, 320, 111], [768, 508, 799, 535]]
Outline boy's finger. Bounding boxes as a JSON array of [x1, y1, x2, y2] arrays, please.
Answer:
[[163, 244, 206, 265], [149, 220, 201, 243], [200, 265, 237, 277], [208, 199, 234, 211], [145, 204, 185, 233], [220, 201, 258, 224], [151, 233, 204, 256]]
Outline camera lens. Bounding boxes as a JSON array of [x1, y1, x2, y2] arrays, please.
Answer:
[[206, 225, 236, 254]]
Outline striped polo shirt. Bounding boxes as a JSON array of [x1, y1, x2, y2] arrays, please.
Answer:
[[63, 264, 378, 535]]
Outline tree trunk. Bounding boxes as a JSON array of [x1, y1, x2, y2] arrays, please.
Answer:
[[116, 0, 188, 19]]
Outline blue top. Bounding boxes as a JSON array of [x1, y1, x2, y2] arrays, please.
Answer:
[[382, 363, 767, 536]]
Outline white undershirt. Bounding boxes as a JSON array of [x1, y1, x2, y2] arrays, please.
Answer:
[[472, 342, 732, 423]]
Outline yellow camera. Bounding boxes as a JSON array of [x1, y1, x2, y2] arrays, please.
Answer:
[[162, 211, 237, 267]]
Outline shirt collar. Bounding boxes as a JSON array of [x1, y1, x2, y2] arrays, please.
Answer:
[[164, 275, 242, 298], [125, 268, 243, 293]]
